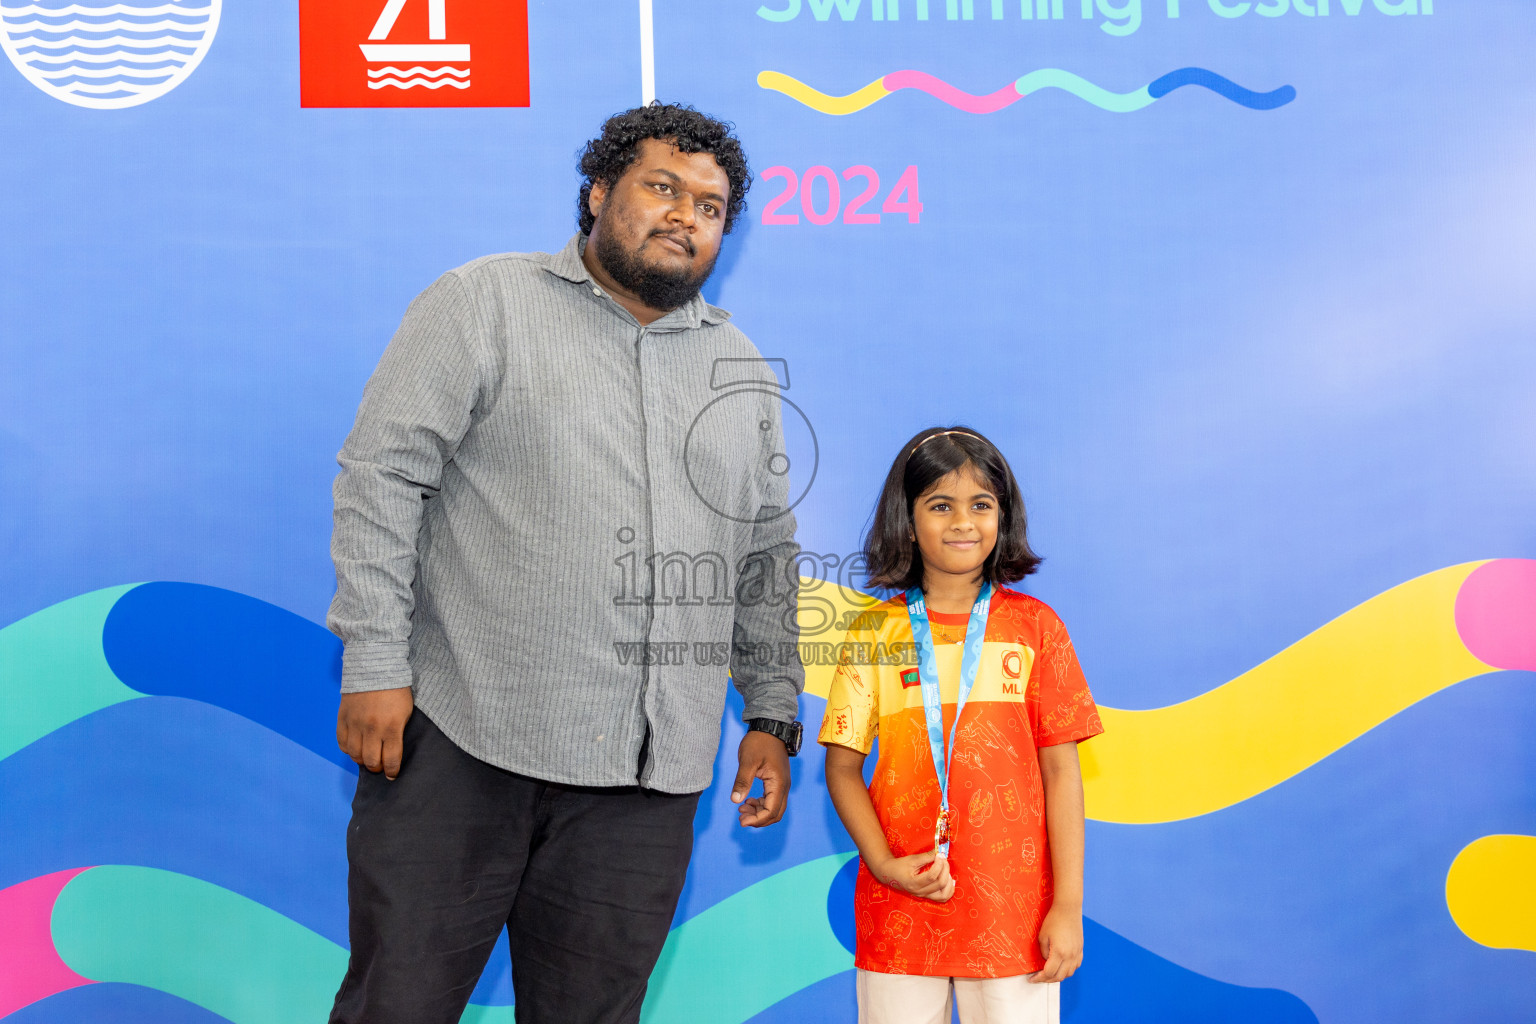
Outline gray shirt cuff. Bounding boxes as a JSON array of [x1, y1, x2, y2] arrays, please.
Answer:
[[742, 688, 801, 725], [340, 641, 414, 693]]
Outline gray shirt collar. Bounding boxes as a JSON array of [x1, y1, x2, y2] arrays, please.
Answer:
[[543, 233, 731, 331]]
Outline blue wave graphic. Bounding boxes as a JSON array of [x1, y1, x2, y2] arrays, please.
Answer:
[[15, 28, 207, 39], [812, 857, 1317, 1023], [15, 42, 197, 53], [43, 73, 173, 84], [1147, 67, 1296, 110], [1087, 669, 1536, 1022], [27, 56, 186, 68], [1064, 919, 1317, 1022], [4, 2, 212, 10], [2, 11, 209, 21], [0, 697, 355, 945], [102, 582, 352, 772], [0, 692, 1317, 1022], [1, 582, 1359, 1020], [6, 983, 229, 1024]]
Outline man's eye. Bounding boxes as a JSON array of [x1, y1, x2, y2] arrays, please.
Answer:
[[699, 203, 717, 215]]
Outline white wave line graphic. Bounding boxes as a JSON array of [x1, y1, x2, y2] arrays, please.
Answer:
[[13, 33, 196, 47], [3, 16, 205, 25], [38, 62, 173, 76], [2, 7, 206, 13], [46, 76, 171, 87], [17, 48, 192, 62], [3, 13, 207, 23], [21, 49, 185, 64], [366, 65, 467, 79], [66, 81, 148, 93], [5, 18, 204, 32], [368, 76, 471, 89], [1, 4, 211, 15]]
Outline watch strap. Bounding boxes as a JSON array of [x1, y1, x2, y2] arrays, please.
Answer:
[[745, 718, 803, 756]]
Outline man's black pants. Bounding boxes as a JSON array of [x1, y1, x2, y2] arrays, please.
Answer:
[[329, 711, 701, 1024]]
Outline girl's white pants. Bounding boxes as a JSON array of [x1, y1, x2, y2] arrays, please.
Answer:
[[856, 969, 1061, 1024]]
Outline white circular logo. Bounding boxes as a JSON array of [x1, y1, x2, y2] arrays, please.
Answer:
[[0, 0, 220, 109]]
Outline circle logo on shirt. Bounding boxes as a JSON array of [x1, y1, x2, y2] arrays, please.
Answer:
[[0, 0, 220, 109], [685, 358, 819, 524]]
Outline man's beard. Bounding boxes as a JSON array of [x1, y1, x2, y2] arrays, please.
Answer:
[[592, 227, 717, 313]]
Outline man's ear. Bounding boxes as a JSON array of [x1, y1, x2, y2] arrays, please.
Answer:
[[588, 181, 608, 222]]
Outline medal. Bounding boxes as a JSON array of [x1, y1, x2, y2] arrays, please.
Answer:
[[906, 581, 993, 859]]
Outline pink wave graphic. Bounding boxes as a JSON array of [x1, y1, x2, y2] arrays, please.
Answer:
[[0, 868, 94, 1016], [881, 69, 1021, 114], [1456, 559, 1536, 671]]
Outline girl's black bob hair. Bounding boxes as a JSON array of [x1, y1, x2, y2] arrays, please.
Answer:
[[863, 426, 1042, 592]]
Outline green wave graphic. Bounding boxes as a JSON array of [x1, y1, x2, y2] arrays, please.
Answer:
[[52, 865, 514, 1024], [0, 584, 139, 762], [642, 853, 855, 1022], [49, 857, 857, 1024], [53, 865, 351, 1023], [1013, 69, 1153, 112]]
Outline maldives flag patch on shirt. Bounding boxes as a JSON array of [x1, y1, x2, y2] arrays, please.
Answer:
[[901, 668, 920, 688]]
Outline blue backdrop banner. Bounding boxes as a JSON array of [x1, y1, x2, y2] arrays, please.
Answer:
[[3, 1, 1534, 1021]]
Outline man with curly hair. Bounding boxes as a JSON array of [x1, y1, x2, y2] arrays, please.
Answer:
[[326, 104, 805, 1024]]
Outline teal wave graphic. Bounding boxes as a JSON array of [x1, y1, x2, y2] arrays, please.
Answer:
[[40, 858, 855, 1024]]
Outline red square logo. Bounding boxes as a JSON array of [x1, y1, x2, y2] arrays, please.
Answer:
[[299, 0, 528, 108], [901, 668, 920, 688]]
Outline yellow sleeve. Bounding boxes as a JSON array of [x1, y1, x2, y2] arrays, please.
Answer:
[[817, 631, 880, 754]]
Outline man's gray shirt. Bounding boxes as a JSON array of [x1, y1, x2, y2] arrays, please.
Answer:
[[328, 234, 804, 793]]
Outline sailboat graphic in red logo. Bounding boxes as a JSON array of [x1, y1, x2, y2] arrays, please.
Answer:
[[299, 0, 527, 107]]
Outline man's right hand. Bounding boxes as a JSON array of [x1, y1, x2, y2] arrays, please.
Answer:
[[337, 687, 414, 779]]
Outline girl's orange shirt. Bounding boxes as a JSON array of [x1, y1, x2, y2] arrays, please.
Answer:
[[819, 587, 1103, 977]]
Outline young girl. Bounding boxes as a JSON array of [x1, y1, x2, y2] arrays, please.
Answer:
[[821, 427, 1104, 1024]]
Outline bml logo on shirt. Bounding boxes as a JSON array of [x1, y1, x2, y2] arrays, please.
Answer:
[[299, 0, 526, 107]]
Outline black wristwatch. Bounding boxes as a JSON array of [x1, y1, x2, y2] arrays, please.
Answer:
[[745, 718, 803, 756]]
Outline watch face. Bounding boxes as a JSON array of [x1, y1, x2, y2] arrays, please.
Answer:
[[750, 719, 802, 755], [785, 722, 803, 756]]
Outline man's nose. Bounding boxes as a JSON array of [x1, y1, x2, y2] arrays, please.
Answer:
[[666, 194, 697, 228]]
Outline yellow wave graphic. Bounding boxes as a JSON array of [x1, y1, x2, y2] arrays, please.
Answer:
[[1079, 562, 1494, 822], [756, 70, 889, 115], [1446, 835, 1536, 952], [800, 562, 1502, 824]]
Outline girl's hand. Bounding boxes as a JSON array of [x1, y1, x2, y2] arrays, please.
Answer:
[[872, 851, 955, 902], [1031, 903, 1084, 983]]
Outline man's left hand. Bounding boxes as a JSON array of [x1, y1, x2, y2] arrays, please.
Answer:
[[731, 729, 791, 827]]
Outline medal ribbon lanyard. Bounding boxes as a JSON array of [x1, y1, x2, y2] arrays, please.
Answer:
[[905, 581, 993, 858]]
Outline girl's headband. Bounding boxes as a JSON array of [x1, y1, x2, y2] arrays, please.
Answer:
[[910, 429, 979, 454]]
